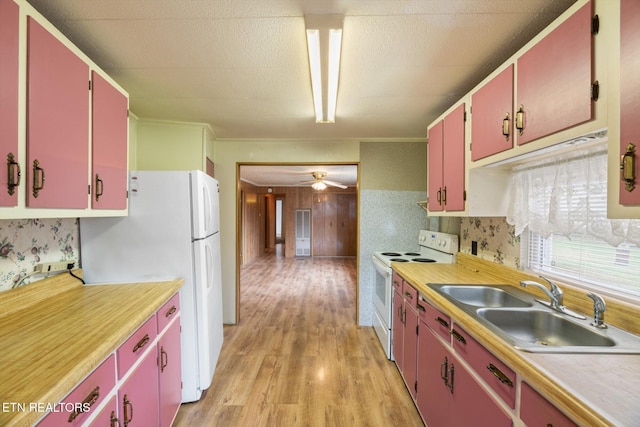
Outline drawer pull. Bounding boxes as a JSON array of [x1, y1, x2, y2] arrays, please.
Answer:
[[67, 386, 100, 422], [487, 363, 514, 388], [132, 333, 150, 353], [435, 316, 449, 328], [160, 346, 168, 373], [451, 329, 466, 345], [123, 395, 133, 426], [404, 291, 413, 299], [165, 305, 177, 318], [416, 303, 426, 312]]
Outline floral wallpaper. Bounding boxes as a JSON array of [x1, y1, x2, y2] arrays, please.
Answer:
[[0, 218, 79, 292], [459, 217, 521, 269]]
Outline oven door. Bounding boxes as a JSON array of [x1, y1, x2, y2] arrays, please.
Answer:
[[372, 256, 392, 330]]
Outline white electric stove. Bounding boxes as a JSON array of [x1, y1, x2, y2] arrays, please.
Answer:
[[371, 230, 459, 359]]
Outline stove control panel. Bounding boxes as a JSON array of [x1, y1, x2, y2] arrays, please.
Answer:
[[418, 230, 459, 255]]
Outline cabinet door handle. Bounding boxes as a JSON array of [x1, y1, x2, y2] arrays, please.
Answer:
[[110, 411, 121, 427], [515, 104, 525, 135], [502, 113, 510, 141], [487, 363, 514, 388], [447, 363, 455, 393], [67, 386, 100, 422], [436, 188, 442, 205], [6, 153, 21, 195], [95, 173, 104, 201], [435, 316, 449, 329], [440, 356, 449, 383], [442, 186, 447, 205], [160, 346, 168, 373], [132, 333, 150, 353], [32, 159, 45, 198], [621, 143, 636, 192], [451, 329, 466, 345], [123, 395, 133, 426]]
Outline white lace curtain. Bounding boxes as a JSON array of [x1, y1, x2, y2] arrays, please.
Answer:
[[506, 146, 640, 247]]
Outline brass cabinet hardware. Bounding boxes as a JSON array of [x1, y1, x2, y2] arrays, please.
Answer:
[[435, 316, 449, 328], [160, 346, 168, 373], [442, 186, 447, 205], [440, 356, 449, 383], [591, 80, 599, 101], [6, 153, 21, 195], [67, 386, 100, 422], [132, 333, 150, 353], [448, 363, 455, 393], [502, 113, 510, 141], [487, 363, 514, 388], [436, 188, 442, 205], [110, 411, 120, 427], [165, 305, 177, 318], [404, 291, 413, 300], [620, 143, 636, 192], [32, 159, 45, 198], [450, 329, 466, 345], [122, 395, 133, 426], [416, 304, 426, 312], [95, 174, 104, 201], [515, 105, 525, 135]]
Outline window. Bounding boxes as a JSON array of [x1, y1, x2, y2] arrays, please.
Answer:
[[507, 145, 640, 299]]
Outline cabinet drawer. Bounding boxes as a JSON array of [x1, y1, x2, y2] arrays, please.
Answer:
[[402, 281, 417, 307], [392, 272, 403, 292], [38, 354, 116, 426], [451, 323, 516, 408], [420, 298, 451, 342], [117, 316, 157, 379], [157, 292, 180, 332], [521, 382, 577, 427]]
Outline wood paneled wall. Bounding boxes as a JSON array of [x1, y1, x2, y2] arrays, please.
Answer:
[[240, 181, 357, 263]]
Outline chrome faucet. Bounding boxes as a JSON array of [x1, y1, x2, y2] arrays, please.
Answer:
[[520, 276, 563, 309], [587, 292, 607, 329], [520, 276, 586, 320]]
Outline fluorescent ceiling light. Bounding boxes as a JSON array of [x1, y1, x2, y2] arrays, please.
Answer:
[[305, 16, 343, 124]]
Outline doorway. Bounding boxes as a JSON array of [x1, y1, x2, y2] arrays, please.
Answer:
[[236, 163, 359, 323]]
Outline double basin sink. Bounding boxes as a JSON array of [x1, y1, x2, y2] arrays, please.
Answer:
[[428, 284, 640, 353]]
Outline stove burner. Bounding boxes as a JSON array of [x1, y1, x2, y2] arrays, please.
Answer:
[[412, 258, 436, 263], [390, 258, 409, 262], [381, 252, 402, 256], [404, 252, 421, 256]]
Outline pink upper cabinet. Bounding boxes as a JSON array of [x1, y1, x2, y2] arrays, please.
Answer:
[[91, 71, 128, 210], [0, 0, 20, 207], [26, 17, 89, 208]]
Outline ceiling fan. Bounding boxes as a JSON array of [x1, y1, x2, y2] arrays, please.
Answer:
[[302, 171, 347, 190]]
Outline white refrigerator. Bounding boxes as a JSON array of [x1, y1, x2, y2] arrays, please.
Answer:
[[79, 170, 223, 403]]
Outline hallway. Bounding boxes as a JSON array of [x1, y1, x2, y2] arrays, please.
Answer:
[[174, 249, 423, 426]]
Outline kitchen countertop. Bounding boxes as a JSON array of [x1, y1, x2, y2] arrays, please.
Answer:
[[392, 255, 640, 427], [0, 271, 183, 427]]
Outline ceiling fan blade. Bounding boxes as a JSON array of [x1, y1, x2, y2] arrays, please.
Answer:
[[324, 180, 348, 189]]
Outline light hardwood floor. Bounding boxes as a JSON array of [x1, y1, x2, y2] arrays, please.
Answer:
[[174, 246, 424, 426]]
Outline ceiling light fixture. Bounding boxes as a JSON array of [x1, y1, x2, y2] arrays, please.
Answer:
[[311, 180, 327, 191], [305, 15, 343, 124]]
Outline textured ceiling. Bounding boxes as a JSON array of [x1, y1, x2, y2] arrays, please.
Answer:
[[240, 164, 357, 187], [27, 0, 577, 141]]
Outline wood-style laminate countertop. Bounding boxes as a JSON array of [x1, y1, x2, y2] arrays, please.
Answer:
[[0, 272, 183, 427], [393, 254, 640, 427]]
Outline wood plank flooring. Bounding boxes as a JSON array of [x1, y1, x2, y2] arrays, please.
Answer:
[[174, 247, 424, 426]]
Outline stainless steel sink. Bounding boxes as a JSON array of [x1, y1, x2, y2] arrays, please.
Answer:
[[436, 284, 533, 308], [476, 308, 615, 348], [427, 283, 640, 354]]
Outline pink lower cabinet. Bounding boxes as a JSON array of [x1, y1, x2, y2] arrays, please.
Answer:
[[416, 325, 511, 427], [87, 396, 118, 427], [520, 382, 578, 427], [158, 318, 182, 426], [118, 347, 160, 426]]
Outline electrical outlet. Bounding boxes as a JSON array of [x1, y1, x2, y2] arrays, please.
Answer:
[[34, 260, 77, 274]]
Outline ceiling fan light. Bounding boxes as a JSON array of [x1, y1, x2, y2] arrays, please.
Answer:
[[312, 181, 327, 191]]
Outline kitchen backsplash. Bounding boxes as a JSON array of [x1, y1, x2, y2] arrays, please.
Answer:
[[0, 218, 79, 292], [459, 217, 520, 268]]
